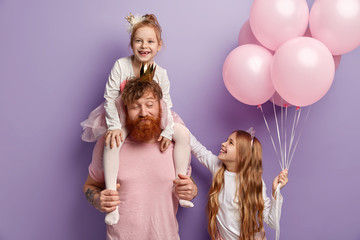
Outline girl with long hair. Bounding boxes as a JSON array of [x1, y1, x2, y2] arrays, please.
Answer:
[[191, 130, 288, 240]]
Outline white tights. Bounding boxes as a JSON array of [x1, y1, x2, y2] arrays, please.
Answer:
[[103, 127, 127, 225], [173, 124, 193, 208]]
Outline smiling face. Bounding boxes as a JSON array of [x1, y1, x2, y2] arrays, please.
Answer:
[[131, 26, 162, 65], [127, 91, 160, 122], [125, 91, 161, 143], [218, 132, 239, 172]]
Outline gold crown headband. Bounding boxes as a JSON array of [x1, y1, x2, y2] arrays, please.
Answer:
[[139, 64, 156, 82], [120, 64, 157, 93], [125, 12, 145, 33]]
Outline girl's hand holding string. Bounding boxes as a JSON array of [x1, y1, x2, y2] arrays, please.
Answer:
[[158, 136, 171, 152], [272, 169, 289, 198], [105, 129, 124, 149]]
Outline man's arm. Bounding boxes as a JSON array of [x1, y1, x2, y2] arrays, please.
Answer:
[[83, 174, 120, 213], [173, 174, 198, 201]]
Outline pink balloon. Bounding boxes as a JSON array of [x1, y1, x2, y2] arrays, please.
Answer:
[[223, 44, 275, 106], [303, 27, 342, 70], [270, 91, 293, 107], [271, 37, 335, 107], [309, 0, 360, 55], [238, 20, 274, 54], [250, 0, 309, 50]]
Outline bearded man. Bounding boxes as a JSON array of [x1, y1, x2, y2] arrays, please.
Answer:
[[83, 76, 197, 240]]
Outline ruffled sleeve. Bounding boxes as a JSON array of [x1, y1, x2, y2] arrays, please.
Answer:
[[104, 60, 123, 130], [262, 180, 283, 229]]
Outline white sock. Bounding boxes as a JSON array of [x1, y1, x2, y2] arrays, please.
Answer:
[[173, 124, 194, 208], [103, 142, 121, 225], [179, 199, 194, 208], [105, 206, 119, 225]]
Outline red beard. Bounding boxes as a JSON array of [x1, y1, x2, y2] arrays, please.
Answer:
[[126, 115, 162, 142]]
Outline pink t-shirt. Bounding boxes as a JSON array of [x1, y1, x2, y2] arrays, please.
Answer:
[[89, 137, 179, 240]]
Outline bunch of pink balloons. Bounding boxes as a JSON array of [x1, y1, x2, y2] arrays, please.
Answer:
[[223, 0, 360, 107]]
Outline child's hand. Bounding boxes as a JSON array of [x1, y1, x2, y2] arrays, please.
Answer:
[[272, 169, 288, 197], [157, 136, 171, 152], [105, 129, 124, 149]]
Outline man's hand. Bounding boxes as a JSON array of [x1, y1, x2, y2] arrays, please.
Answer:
[[105, 129, 124, 149], [158, 136, 171, 152], [173, 174, 198, 200], [84, 179, 120, 213], [97, 184, 121, 213]]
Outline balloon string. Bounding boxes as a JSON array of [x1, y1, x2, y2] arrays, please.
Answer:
[[260, 102, 310, 170], [258, 105, 280, 166], [288, 106, 311, 168], [284, 105, 288, 169], [280, 99, 284, 169], [287, 106, 299, 169], [288, 108, 302, 169], [288, 107, 302, 169], [275, 184, 282, 240], [272, 99, 284, 169]]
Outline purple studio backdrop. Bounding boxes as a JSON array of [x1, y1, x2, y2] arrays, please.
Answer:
[[1, 0, 359, 239]]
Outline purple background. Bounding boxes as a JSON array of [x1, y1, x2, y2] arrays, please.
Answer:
[[1, 0, 359, 239]]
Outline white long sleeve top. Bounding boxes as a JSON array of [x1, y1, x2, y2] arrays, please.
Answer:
[[103, 56, 174, 140], [190, 134, 283, 240]]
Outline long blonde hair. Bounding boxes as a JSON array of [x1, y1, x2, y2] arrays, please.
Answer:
[[207, 130, 265, 240]]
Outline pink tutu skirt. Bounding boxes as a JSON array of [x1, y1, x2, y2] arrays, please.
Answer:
[[80, 98, 183, 142]]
